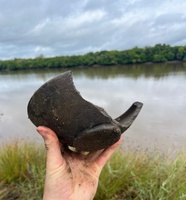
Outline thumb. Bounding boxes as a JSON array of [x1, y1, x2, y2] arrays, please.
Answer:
[[37, 126, 64, 170]]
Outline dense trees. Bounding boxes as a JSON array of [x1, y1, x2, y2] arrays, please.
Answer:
[[0, 44, 186, 71]]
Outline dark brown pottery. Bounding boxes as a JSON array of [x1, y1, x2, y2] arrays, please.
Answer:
[[27, 71, 143, 152]]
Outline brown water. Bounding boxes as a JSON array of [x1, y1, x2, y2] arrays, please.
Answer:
[[0, 63, 186, 154]]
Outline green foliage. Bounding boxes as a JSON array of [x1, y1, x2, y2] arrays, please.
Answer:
[[183, 56, 186, 62], [0, 44, 186, 71], [1, 141, 186, 199], [0, 141, 45, 200], [153, 54, 167, 63], [95, 150, 186, 200]]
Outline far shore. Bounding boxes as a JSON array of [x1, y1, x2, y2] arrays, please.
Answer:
[[0, 44, 186, 71]]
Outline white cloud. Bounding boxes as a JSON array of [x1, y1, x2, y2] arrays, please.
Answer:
[[0, 0, 186, 59]]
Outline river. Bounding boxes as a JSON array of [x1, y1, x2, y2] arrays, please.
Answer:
[[0, 63, 186, 154]]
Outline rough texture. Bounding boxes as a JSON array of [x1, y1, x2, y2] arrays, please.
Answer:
[[27, 71, 143, 152]]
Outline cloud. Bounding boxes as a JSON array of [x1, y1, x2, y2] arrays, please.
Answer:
[[0, 0, 186, 59]]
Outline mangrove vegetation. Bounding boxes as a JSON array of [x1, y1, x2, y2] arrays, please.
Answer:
[[0, 44, 186, 71]]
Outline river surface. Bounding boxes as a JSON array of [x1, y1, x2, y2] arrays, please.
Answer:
[[0, 63, 186, 154]]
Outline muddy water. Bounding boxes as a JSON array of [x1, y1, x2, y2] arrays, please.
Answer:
[[0, 63, 186, 154]]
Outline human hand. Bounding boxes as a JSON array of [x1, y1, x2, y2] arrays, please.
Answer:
[[37, 126, 122, 200]]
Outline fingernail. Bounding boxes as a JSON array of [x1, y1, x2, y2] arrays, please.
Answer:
[[37, 127, 47, 138]]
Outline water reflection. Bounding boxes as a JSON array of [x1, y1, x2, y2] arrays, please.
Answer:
[[1, 61, 186, 79], [0, 63, 186, 154]]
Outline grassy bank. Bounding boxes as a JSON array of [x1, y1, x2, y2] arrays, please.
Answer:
[[1, 141, 186, 200], [0, 141, 45, 200]]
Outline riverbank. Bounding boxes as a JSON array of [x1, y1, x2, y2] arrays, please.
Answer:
[[1, 140, 186, 200]]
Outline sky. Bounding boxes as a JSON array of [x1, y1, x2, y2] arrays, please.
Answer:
[[0, 0, 186, 60]]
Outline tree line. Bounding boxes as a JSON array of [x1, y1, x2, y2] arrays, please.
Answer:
[[0, 44, 186, 71]]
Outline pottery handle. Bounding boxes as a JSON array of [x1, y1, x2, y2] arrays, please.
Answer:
[[115, 102, 143, 133]]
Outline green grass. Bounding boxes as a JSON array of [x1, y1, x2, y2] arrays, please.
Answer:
[[0, 141, 45, 200], [95, 151, 186, 200], [1, 141, 186, 200]]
